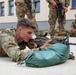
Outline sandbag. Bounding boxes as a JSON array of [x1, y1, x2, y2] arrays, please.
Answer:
[[25, 43, 70, 67]]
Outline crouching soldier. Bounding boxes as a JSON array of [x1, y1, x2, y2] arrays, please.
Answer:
[[68, 15, 76, 37]]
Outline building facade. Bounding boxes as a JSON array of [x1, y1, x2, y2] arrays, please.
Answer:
[[0, 0, 76, 30]]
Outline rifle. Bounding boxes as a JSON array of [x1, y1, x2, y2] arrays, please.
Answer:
[[34, 32, 76, 47], [24, 0, 32, 14], [33, 32, 76, 59], [55, 0, 65, 23], [51, 33, 76, 45]]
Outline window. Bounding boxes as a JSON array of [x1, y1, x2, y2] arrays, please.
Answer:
[[33, 0, 40, 13], [72, 0, 76, 9], [9, 0, 14, 15], [0, 2, 5, 16]]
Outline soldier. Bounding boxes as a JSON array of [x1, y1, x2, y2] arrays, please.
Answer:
[[15, 0, 39, 35], [69, 17, 76, 37], [0, 18, 51, 62], [46, 0, 70, 38]]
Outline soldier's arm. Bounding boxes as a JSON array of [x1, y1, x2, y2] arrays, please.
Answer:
[[0, 33, 50, 62], [72, 29, 76, 33], [31, 0, 35, 12], [0, 33, 35, 62], [71, 22, 74, 29], [65, 0, 70, 7], [62, 0, 70, 12], [66, 30, 75, 37]]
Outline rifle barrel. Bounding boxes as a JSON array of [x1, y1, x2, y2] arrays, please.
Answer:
[[66, 43, 76, 45]]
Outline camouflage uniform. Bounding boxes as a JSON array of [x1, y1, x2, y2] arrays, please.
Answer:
[[0, 28, 40, 62], [46, 0, 70, 38], [15, 0, 39, 35], [68, 20, 76, 37]]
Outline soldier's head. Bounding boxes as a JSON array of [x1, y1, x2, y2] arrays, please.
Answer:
[[16, 18, 36, 43]]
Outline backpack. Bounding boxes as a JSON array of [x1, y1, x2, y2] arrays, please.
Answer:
[[18, 43, 70, 67]]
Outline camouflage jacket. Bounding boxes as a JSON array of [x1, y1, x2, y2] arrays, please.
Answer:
[[46, 0, 70, 8], [0, 28, 40, 62], [71, 20, 76, 29], [69, 20, 76, 37], [67, 30, 76, 37]]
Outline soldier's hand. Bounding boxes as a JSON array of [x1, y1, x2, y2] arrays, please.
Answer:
[[52, 1, 57, 7], [64, 7, 68, 12], [40, 40, 52, 50], [72, 29, 76, 33], [34, 43, 37, 48]]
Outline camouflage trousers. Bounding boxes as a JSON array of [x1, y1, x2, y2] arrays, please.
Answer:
[[48, 8, 66, 38], [15, 2, 39, 35]]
